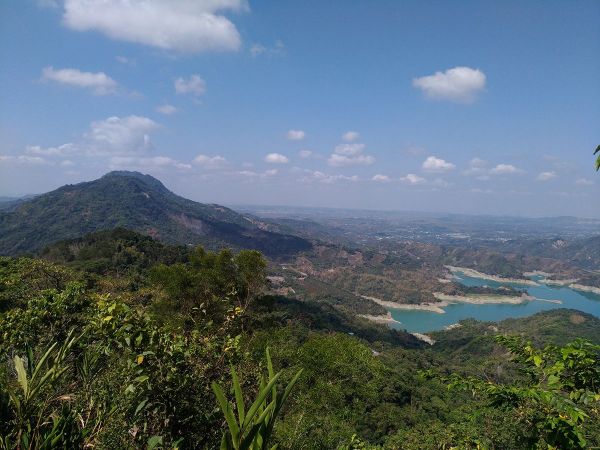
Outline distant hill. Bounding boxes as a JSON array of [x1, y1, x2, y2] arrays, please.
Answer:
[[0, 171, 311, 257], [0, 195, 36, 211], [494, 236, 600, 270]]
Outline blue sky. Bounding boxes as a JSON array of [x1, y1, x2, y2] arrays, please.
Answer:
[[1, 0, 599, 217]]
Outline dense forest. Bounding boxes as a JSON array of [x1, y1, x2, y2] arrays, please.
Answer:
[[1, 230, 599, 449]]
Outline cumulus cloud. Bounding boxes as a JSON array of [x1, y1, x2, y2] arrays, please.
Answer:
[[298, 150, 313, 158], [26, 143, 76, 157], [536, 171, 556, 181], [462, 157, 487, 175], [327, 141, 374, 167], [334, 143, 365, 156], [238, 168, 278, 179], [156, 104, 178, 115], [175, 75, 206, 96], [193, 154, 228, 169], [302, 171, 359, 184], [0, 155, 51, 165], [286, 130, 305, 141], [328, 153, 374, 167], [264, 153, 289, 164], [24, 116, 159, 159], [372, 174, 390, 182], [250, 40, 285, 57], [110, 155, 191, 171], [342, 131, 360, 142], [490, 164, 522, 175], [413, 66, 486, 103], [62, 0, 245, 53], [575, 178, 594, 186], [84, 115, 159, 155], [400, 173, 426, 185], [41, 66, 117, 95], [422, 156, 455, 172]]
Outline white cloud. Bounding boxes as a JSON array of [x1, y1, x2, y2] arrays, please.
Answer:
[[264, 153, 289, 164], [400, 173, 426, 185], [536, 171, 556, 181], [62, 0, 245, 53], [286, 130, 305, 141], [238, 168, 278, 179], [175, 75, 206, 96], [115, 55, 134, 65], [431, 178, 452, 188], [0, 155, 51, 165], [84, 115, 160, 155], [193, 154, 228, 169], [26, 143, 76, 157], [490, 164, 522, 175], [575, 178, 594, 186], [372, 174, 390, 182], [298, 149, 313, 158], [110, 155, 191, 171], [60, 159, 75, 167], [250, 40, 285, 57], [328, 153, 374, 167], [41, 66, 117, 95], [24, 116, 159, 159], [469, 158, 487, 168], [422, 156, 455, 172], [156, 104, 178, 115], [327, 141, 374, 166], [342, 131, 360, 142], [334, 143, 365, 156], [413, 66, 486, 103], [463, 158, 488, 176], [302, 171, 359, 184]]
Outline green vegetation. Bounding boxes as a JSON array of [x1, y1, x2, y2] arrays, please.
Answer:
[[1, 230, 599, 449]]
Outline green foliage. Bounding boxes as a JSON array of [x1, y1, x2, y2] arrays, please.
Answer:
[[2, 247, 600, 449], [39, 228, 189, 275], [212, 348, 303, 450], [595, 145, 600, 171], [0, 257, 75, 312], [443, 336, 600, 449], [150, 246, 266, 325], [1, 330, 85, 449]]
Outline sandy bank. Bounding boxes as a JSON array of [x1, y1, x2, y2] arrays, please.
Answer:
[[523, 270, 553, 277], [539, 278, 578, 286], [446, 266, 539, 286], [570, 284, 600, 295], [433, 292, 533, 305], [359, 312, 401, 325], [361, 295, 447, 314]]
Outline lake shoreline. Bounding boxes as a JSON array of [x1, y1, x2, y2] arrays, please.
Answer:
[[446, 265, 539, 286]]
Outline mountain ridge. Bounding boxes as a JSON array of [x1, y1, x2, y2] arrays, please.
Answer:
[[0, 171, 311, 257]]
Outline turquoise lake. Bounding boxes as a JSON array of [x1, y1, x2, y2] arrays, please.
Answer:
[[389, 273, 600, 333]]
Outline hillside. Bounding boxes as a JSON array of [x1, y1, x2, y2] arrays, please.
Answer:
[[0, 171, 311, 257]]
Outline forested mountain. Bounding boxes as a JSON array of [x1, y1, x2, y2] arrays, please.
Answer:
[[0, 171, 311, 257]]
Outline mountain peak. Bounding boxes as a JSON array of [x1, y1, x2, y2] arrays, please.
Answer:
[[101, 170, 168, 191], [0, 172, 311, 257]]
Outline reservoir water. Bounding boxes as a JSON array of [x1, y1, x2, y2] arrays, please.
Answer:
[[389, 273, 600, 333]]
